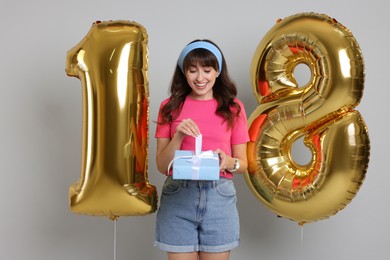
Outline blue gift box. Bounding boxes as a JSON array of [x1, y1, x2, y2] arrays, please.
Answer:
[[172, 150, 220, 180]]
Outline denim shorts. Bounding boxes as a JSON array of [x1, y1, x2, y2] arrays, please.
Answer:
[[154, 177, 240, 253]]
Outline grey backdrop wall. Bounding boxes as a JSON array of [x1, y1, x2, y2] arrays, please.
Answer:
[[1, 0, 388, 259]]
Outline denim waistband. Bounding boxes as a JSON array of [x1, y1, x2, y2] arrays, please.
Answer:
[[167, 176, 231, 189]]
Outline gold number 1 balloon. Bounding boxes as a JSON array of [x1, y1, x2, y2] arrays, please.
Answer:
[[65, 20, 157, 219], [245, 13, 370, 225]]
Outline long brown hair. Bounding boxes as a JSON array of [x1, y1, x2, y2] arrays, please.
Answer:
[[159, 39, 241, 128]]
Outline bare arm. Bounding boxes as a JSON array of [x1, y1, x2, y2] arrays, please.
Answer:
[[156, 118, 201, 174], [215, 142, 248, 174], [156, 135, 183, 174]]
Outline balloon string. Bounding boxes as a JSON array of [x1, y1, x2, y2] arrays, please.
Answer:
[[300, 225, 304, 248], [114, 219, 117, 260]]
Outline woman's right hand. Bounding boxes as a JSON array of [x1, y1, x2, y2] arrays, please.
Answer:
[[175, 118, 201, 138]]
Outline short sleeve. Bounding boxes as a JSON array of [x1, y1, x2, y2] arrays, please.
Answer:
[[231, 99, 250, 145], [155, 99, 171, 138]]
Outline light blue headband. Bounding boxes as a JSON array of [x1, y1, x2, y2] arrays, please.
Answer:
[[177, 41, 223, 73]]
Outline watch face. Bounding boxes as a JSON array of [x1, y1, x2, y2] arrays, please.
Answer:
[[235, 158, 240, 170]]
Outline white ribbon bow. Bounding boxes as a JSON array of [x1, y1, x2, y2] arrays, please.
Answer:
[[187, 150, 218, 179]]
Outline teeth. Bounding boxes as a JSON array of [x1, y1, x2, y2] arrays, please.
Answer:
[[196, 83, 206, 87]]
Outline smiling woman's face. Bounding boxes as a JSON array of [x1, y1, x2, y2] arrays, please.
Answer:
[[185, 62, 219, 100]]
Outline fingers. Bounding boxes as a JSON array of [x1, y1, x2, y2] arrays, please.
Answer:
[[177, 118, 201, 137], [215, 149, 229, 171]]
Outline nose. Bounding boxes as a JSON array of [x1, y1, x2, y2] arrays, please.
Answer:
[[196, 71, 205, 81]]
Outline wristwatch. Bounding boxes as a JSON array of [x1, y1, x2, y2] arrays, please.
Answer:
[[229, 158, 240, 172]]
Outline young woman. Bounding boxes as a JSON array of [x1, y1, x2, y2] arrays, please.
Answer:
[[154, 39, 249, 260]]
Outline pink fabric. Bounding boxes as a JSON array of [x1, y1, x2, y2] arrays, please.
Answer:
[[155, 96, 249, 178]]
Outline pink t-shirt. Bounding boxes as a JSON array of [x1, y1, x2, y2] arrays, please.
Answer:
[[155, 96, 249, 178]]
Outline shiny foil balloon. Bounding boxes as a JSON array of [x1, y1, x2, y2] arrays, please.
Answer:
[[65, 20, 157, 219], [245, 13, 370, 225]]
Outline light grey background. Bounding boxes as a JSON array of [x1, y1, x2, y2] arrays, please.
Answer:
[[1, 0, 387, 259]]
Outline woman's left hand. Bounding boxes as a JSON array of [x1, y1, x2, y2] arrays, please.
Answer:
[[215, 148, 231, 171]]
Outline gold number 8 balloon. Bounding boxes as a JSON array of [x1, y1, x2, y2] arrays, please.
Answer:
[[65, 21, 157, 220], [245, 13, 370, 225]]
